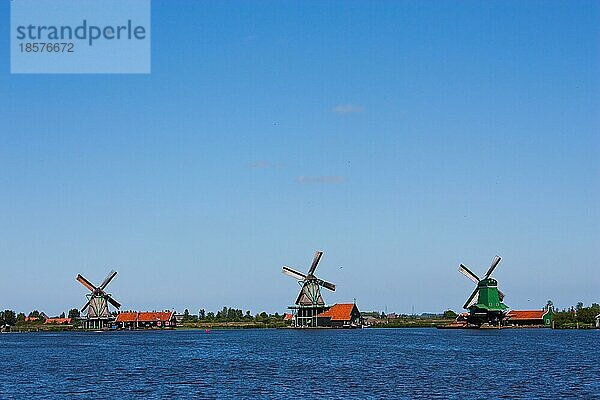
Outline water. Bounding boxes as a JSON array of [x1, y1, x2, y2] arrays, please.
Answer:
[[1, 328, 598, 399]]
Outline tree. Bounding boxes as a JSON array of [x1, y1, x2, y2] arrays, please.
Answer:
[[59, 312, 66, 318], [1, 310, 17, 326], [68, 308, 80, 319], [575, 303, 600, 325], [28, 310, 41, 318], [199, 309, 205, 319], [16, 313, 26, 324], [443, 310, 458, 319], [182, 308, 191, 322]]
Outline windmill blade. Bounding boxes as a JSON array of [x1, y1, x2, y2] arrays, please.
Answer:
[[483, 255, 502, 279], [99, 270, 117, 290], [498, 289, 505, 301], [317, 279, 336, 291], [295, 284, 306, 305], [458, 264, 480, 284], [81, 298, 93, 313], [463, 286, 480, 309], [106, 295, 121, 309], [307, 251, 323, 275], [76, 274, 97, 292], [282, 266, 306, 281]]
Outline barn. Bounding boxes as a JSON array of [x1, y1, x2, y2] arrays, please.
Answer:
[[116, 311, 177, 329], [115, 312, 138, 329], [316, 303, 362, 328], [506, 309, 554, 327]]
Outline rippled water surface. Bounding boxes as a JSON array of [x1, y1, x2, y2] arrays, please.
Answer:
[[1, 328, 599, 399]]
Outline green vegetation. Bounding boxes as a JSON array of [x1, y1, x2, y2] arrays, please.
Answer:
[[1, 310, 17, 326], [1, 308, 76, 332], [553, 302, 599, 329], [365, 311, 457, 328], [379, 318, 452, 328], [443, 309, 458, 319], [178, 306, 289, 329]]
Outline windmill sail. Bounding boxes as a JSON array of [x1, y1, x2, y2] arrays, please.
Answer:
[[283, 250, 335, 306], [458, 264, 479, 284], [282, 266, 306, 281]]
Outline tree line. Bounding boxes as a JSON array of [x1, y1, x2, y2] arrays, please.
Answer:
[[1, 305, 286, 327], [0, 309, 81, 327], [180, 306, 285, 324], [553, 302, 599, 328]]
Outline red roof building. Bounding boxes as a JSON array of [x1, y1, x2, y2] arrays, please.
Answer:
[[283, 313, 294, 321], [115, 312, 138, 323], [507, 310, 544, 320], [44, 318, 72, 325], [138, 311, 174, 323], [115, 311, 176, 329], [506, 309, 554, 327], [316, 303, 362, 328]]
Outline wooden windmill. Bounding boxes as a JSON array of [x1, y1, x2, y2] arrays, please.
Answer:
[[282, 251, 336, 327], [76, 270, 121, 330]]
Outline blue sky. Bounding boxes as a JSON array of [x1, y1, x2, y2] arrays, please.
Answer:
[[1, 1, 598, 316]]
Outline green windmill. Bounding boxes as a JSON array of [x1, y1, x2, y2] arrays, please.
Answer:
[[458, 255, 508, 326]]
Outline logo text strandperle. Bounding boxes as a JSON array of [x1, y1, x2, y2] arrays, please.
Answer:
[[15, 20, 147, 46]]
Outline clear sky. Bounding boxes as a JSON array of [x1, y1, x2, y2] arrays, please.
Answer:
[[1, 1, 598, 316]]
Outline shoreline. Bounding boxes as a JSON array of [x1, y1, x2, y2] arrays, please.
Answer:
[[3, 324, 594, 334]]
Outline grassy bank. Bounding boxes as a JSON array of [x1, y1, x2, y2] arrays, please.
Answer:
[[370, 318, 455, 328], [178, 321, 289, 330], [6, 324, 74, 332]]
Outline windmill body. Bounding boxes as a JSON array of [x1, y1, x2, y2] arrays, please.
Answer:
[[76, 270, 121, 330], [459, 256, 508, 326], [86, 296, 110, 319], [282, 251, 336, 327]]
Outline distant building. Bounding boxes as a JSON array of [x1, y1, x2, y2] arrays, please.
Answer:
[[115, 312, 138, 329], [44, 318, 72, 325], [283, 313, 294, 322], [363, 316, 381, 326], [316, 303, 362, 328], [25, 312, 48, 323], [115, 311, 176, 329], [445, 313, 469, 328], [386, 313, 398, 320], [174, 313, 185, 324], [506, 308, 554, 327], [596, 314, 599, 328]]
